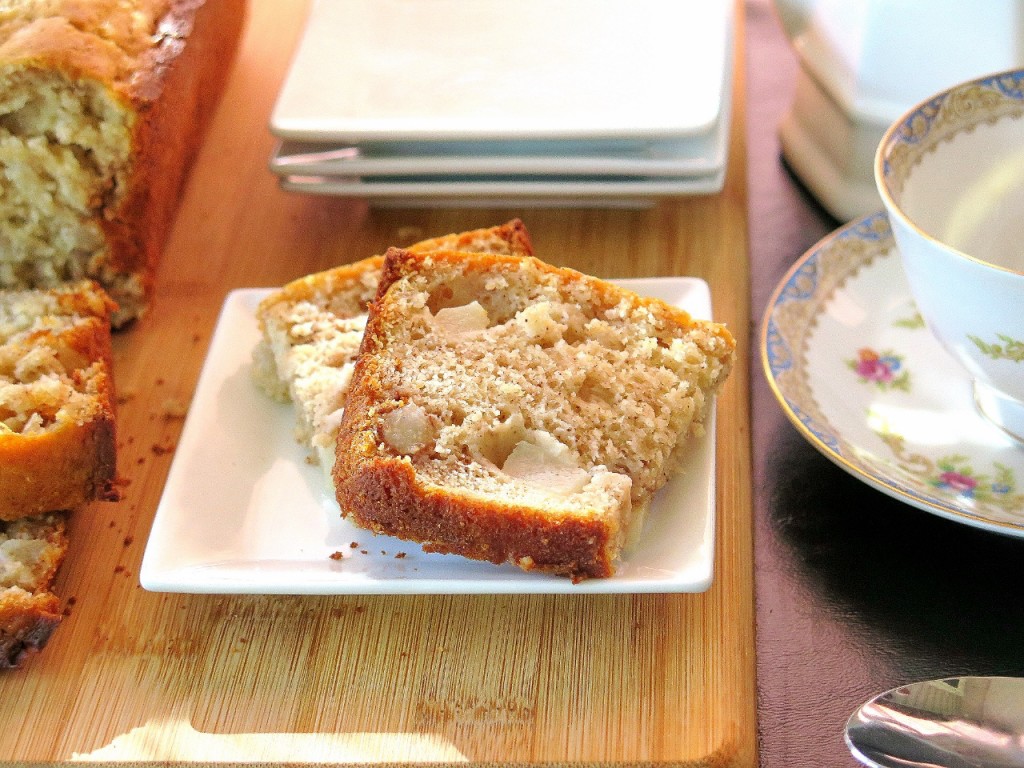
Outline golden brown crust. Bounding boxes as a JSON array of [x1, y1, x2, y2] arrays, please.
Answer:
[[104, 0, 247, 315], [337, 416, 617, 579], [405, 219, 534, 259], [0, 402, 117, 520]]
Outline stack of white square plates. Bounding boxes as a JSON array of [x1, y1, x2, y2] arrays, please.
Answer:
[[269, 0, 735, 207]]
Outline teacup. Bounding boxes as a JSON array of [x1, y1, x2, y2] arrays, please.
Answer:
[[875, 68, 1024, 443]]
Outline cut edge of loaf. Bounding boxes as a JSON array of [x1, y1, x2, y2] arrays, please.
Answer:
[[0, 0, 248, 326], [0, 280, 119, 521], [333, 247, 736, 579], [0, 511, 68, 669]]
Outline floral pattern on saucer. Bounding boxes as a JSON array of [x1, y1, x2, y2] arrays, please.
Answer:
[[762, 211, 1024, 535], [877, 432, 1023, 516], [848, 347, 910, 392]]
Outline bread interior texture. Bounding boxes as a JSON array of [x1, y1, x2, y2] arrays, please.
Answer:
[[0, 513, 66, 593], [0, 287, 107, 434], [0, 66, 134, 303], [252, 262, 380, 471], [362, 257, 733, 547]]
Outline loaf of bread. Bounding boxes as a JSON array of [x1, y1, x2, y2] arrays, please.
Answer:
[[0, 512, 67, 668], [252, 220, 533, 474], [0, 280, 119, 521], [333, 248, 736, 579], [0, 0, 247, 326]]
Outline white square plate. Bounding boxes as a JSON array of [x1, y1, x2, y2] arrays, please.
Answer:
[[140, 278, 717, 594], [270, 0, 733, 143], [268, 35, 734, 182]]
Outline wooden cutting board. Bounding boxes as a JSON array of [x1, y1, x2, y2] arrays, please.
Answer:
[[0, 1, 755, 763]]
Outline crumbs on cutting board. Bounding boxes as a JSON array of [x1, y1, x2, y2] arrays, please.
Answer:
[[160, 398, 189, 419]]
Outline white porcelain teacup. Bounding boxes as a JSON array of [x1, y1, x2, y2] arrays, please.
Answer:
[[876, 68, 1024, 443]]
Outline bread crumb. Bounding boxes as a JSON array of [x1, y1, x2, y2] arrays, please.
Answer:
[[395, 552, 407, 559], [349, 541, 359, 548], [117, 390, 137, 405], [151, 443, 176, 456], [329, 551, 343, 560], [160, 398, 189, 419]]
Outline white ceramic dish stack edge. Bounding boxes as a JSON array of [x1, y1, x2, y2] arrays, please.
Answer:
[[268, 0, 736, 204]]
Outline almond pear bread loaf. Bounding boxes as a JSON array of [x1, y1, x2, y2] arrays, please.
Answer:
[[0, 280, 118, 521], [333, 248, 736, 579], [0, 512, 67, 668], [252, 220, 533, 474], [0, 0, 247, 326]]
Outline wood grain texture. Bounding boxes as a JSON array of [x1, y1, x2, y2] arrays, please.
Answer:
[[0, 1, 755, 763]]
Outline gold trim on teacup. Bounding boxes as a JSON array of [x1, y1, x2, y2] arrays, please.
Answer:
[[875, 67, 1024, 277]]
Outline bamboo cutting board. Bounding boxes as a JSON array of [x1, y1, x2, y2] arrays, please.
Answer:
[[0, 1, 755, 763]]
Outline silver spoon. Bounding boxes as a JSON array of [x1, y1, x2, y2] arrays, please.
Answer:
[[845, 676, 1024, 767]]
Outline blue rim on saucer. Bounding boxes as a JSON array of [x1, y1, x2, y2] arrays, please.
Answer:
[[761, 211, 1024, 535]]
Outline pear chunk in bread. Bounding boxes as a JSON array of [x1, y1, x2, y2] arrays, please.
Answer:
[[333, 249, 735, 579], [252, 220, 533, 474]]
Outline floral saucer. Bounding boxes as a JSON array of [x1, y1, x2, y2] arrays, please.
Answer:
[[762, 211, 1024, 535]]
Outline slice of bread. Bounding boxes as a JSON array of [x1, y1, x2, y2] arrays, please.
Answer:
[[0, 512, 68, 668], [252, 220, 533, 474], [0, 280, 119, 521], [333, 248, 736, 579]]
